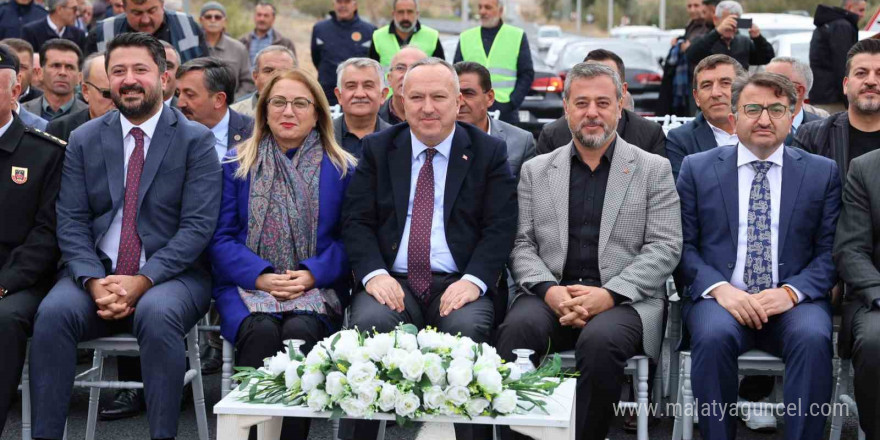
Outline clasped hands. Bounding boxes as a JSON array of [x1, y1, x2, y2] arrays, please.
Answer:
[[710, 283, 795, 330], [86, 275, 153, 320], [545, 285, 615, 328], [255, 270, 316, 300], [365, 274, 480, 317]]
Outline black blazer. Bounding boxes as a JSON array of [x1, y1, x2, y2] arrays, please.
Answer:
[[342, 122, 517, 291], [665, 112, 718, 180], [227, 109, 254, 150], [46, 107, 90, 142], [794, 111, 849, 187], [22, 18, 87, 53], [19, 86, 42, 104], [536, 109, 666, 157]]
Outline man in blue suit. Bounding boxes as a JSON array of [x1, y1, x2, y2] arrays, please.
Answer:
[[677, 72, 841, 440], [29, 32, 221, 440], [666, 54, 747, 179]]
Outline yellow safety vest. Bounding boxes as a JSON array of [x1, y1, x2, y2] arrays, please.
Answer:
[[459, 24, 523, 103]]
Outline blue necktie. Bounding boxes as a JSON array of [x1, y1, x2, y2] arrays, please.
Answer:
[[744, 161, 774, 294]]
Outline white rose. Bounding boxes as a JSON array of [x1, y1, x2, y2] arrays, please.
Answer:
[[395, 392, 420, 417], [284, 361, 302, 390], [503, 363, 522, 383], [400, 350, 425, 382], [305, 346, 330, 369], [480, 343, 498, 359], [265, 351, 291, 376], [492, 390, 518, 414], [325, 371, 348, 398], [347, 361, 378, 388], [452, 337, 477, 361], [447, 359, 474, 387], [382, 348, 409, 371], [445, 385, 470, 406], [440, 334, 458, 352], [417, 329, 443, 350], [340, 396, 369, 418], [301, 370, 325, 392], [364, 333, 394, 362], [395, 331, 418, 352], [474, 353, 502, 374], [331, 330, 361, 363], [354, 380, 379, 406], [423, 385, 446, 410], [348, 346, 372, 364], [476, 368, 503, 395], [378, 382, 399, 412], [307, 389, 330, 411], [423, 353, 446, 386], [466, 397, 490, 417]]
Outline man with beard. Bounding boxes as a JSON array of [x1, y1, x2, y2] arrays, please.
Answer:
[[310, 0, 375, 106], [22, 38, 87, 121], [29, 32, 221, 440], [378, 45, 426, 125], [495, 62, 681, 440], [47, 53, 115, 141], [369, 0, 442, 68], [454, 0, 533, 124], [332, 57, 389, 157]]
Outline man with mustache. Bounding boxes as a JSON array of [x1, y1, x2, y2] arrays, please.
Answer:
[[332, 57, 389, 157], [368, 0, 442, 68], [240, 2, 296, 68], [495, 62, 681, 440], [21, 38, 88, 121], [797, 39, 880, 437], [47, 53, 115, 142], [29, 32, 221, 440], [678, 72, 840, 440]]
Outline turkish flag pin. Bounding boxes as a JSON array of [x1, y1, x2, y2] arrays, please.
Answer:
[[462, 155, 468, 161]]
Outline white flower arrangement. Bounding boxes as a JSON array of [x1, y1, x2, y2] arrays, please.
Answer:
[[231, 324, 570, 424]]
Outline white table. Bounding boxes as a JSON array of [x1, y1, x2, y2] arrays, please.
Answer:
[[214, 378, 576, 440]]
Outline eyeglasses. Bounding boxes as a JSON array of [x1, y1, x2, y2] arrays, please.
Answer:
[[85, 81, 111, 99], [268, 96, 314, 112], [740, 103, 789, 119], [391, 64, 409, 73], [201, 13, 224, 21]]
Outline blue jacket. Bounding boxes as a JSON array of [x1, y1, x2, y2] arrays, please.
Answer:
[[676, 145, 841, 303], [310, 11, 375, 106], [0, 1, 47, 39], [18, 106, 48, 131], [665, 112, 717, 180], [208, 150, 353, 344]]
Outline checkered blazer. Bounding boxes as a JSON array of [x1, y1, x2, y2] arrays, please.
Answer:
[[510, 138, 682, 358]]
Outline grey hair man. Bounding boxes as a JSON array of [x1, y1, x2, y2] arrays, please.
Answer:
[[21, 0, 87, 57], [378, 45, 427, 125], [687, 0, 775, 70], [766, 56, 828, 145], [230, 44, 296, 117], [333, 57, 389, 157]]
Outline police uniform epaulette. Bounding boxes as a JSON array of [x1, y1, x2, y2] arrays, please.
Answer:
[[24, 126, 67, 148]]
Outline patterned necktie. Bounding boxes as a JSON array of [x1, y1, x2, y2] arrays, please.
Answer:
[[116, 127, 146, 276], [408, 148, 437, 301], [743, 160, 773, 294]]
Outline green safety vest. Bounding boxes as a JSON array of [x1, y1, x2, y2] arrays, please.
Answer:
[[459, 24, 522, 103], [372, 25, 440, 67]]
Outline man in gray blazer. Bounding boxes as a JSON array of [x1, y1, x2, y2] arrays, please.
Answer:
[[454, 61, 536, 179], [496, 63, 681, 440], [29, 33, 222, 440]]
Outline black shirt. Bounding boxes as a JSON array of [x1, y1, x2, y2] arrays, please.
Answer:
[[367, 21, 445, 61], [378, 99, 403, 125], [339, 117, 384, 157], [849, 124, 880, 162]]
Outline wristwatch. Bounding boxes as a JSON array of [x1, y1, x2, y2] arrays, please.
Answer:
[[0, 285, 7, 299]]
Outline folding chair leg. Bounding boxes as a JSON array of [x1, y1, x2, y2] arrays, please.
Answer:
[[680, 352, 694, 440], [377, 420, 386, 440], [637, 358, 649, 440], [672, 351, 685, 440], [222, 338, 233, 397], [21, 343, 31, 440], [829, 360, 846, 440], [187, 327, 210, 440], [85, 349, 104, 440]]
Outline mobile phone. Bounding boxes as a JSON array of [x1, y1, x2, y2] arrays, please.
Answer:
[[736, 18, 753, 29]]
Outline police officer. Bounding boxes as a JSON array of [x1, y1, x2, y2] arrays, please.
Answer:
[[0, 43, 66, 434], [310, 0, 375, 106], [454, 0, 534, 124], [368, 0, 443, 67]]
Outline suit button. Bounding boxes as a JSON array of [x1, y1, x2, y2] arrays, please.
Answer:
[[727, 263, 734, 269], [392, 242, 398, 250]]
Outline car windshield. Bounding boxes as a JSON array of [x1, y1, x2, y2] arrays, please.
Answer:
[[539, 29, 562, 38], [760, 28, 814, 39], [557, 43, 656, 71]]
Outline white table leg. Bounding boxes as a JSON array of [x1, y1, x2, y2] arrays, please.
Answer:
[[216, 414, 282, 440]]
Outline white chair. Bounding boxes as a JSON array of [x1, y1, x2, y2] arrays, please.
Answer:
[[20, 327, 209, 440], [329, 104, 342, 119], [829, 358, 866, 440]]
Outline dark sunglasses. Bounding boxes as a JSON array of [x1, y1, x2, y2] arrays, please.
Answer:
[[85, 81, 111, 99], [202, 13, 224, 20]]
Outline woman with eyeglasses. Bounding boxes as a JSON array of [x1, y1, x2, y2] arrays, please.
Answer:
[[209, 69, 356, 438]]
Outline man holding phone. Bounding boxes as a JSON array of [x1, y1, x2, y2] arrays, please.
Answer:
[[688, 0, 774, 70]]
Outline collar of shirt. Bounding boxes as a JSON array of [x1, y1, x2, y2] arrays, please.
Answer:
[[120, 107, 162, 141], [486, 117, 492, 136], [211, 108, 230, 142], [251, 28, 274, 42], [0, 115, 14, 138], [736, 142, 784, 169], [411, 128, 454, 161], [47, 15, 65, 37], [792, 108, 805, 131], [42, 95, 75, 115], [570, 135, 617, 165], [211, 34, 230, 51], [164, 96, 173, 107], [706, 120, 739, 147]]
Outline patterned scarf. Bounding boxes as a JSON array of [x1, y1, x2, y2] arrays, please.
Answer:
[[238, 130, 342, 318]]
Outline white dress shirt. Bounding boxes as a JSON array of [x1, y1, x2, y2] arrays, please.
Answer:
[[707, 120, 739, 147], [209, 109, 230, 160], [362, 130, 488, 294], [702, 143, 804, 302], [97, 109, 162, 272]]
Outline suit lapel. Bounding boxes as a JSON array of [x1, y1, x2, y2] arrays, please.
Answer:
[[547, 145, 572, 258], [101, 112, 125, 212], [832, 113, 850, 177], [714, 147, 739, 251], [599, 138, 636, 257], [778, 147, 806, 253], [389, 128, 413, 231], [695, 114, 718, 152], [444, 125, 473, 222], [137, 107, 176, 209]]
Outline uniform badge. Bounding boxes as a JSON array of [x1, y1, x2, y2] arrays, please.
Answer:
[[11, 166, 27, 184], [351, 31, 362, 42]]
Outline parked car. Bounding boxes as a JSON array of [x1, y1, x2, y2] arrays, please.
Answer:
[[544, 36, 586, 68], [741, 13, 814, 39], [537, 25, 563, 50], [518, 51, 565, 130], [768, 30, 878, 66]]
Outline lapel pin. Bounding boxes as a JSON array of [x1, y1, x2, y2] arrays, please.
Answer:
[[234, 134, 242, 142], [623, 167, 630, 174], [462, 154, 468, 161]]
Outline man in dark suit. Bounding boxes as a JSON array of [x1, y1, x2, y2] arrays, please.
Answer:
[[765, 57, 826, 145], [332, 57, 390, 157], [339, 57, 517, 440], [22, 0, 87, 54], [1, 38, 43, 103], [677, 73, 840, 440], [29, 32, 222, 440], [666, 54, 747, 179], [536, 49, 666, 157], [0, 44, 66, 435], [46, 52, 114, 141]]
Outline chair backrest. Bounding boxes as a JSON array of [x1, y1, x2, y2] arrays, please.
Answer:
[[647, 115, 695, 135]]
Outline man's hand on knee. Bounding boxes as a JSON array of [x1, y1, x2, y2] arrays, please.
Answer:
[[439, 279, 480, 317], [366, 274, 406, 312], [710, 283, 768, 329]]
